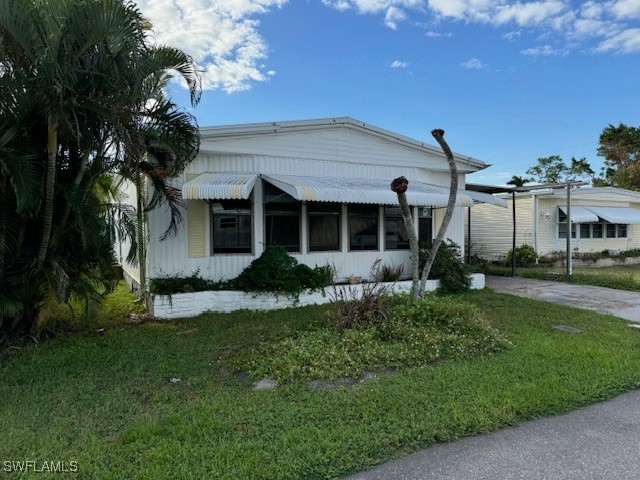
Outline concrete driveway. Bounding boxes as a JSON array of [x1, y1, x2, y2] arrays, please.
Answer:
[[346, 276, 640, 479], [347, 389, 640, 480], [485, 275, 640, 322]]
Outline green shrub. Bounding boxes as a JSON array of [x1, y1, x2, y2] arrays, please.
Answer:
[[230, 247, 331, 297], [420, 241, 471, 293], [149, 269, 223, 295], [506, 244, 538, 267], [378, 262, 404, 282], [246, 293, 511, 381]]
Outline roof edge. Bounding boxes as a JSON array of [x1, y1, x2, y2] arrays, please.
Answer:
[[199, 117, 488, 171]]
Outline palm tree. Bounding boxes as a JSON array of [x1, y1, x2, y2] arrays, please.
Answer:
[[0, 0, 201, 335]]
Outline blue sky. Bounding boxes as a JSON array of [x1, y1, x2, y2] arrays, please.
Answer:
[[140, 0, 640, 185]]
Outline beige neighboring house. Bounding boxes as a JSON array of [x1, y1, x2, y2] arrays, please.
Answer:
[[467, 186, 640, 261], [117, 117, 505, 288]]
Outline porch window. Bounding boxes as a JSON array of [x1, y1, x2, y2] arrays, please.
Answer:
[[211, 200, 252, 254], [264, 183, 300, 252], [308, 202, 340, 252], [384, 206, 409, 250], [349, 205, 378, 251], [418, 207, 433, 246]]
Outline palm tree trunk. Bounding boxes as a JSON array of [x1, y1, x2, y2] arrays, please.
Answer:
[[419, 129, 458, 295], [35, 116, 57, 271], [391, 177, 419, 299], [135, 171, 148, 306]]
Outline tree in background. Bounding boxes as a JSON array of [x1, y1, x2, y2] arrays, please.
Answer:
[[506, 175, 531, 187], [597, 123, 640, 190], [526, 155, 595, 184]]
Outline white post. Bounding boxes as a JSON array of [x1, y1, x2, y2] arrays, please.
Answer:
[[566, 182, 572, 277]]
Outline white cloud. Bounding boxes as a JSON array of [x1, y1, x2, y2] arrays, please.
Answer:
[[390, 60, 410, 68], [138, 0, 286, 93], [503, 30, 521, 40], [460, 57, 487, 69], [609, 0, 640, 19], [322, 0, 423, 28], [597, 28, 640, 53], [520, 44, 569, 56], [425, 30, 453, 37]]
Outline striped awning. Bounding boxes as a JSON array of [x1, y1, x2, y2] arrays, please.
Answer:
[[261, 174, 491, 207], [181, 172, 258, 200]]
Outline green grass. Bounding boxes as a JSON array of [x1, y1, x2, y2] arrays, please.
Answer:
[[3, 290, 640, 479], [486, 263, 640, 291]]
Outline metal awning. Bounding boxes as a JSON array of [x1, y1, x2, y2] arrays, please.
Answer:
[[585, 206, 640, 224], [181, 172, 258, 200], [559, 206, 599, 223], [261, 174, 477, 207]]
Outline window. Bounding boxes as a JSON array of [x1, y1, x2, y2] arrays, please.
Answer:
[[264, 183, 300, 252], [418, 207, 433, 246], [211, 200, 252, 254], [349, 205, 378, 251], [592, 223, 603, 238], [384, 207, 409, 250], [606, 223, 627, 238], [558, 210, 576, 239], [580, 223, 591, 239], [308, 202, 340, 252]]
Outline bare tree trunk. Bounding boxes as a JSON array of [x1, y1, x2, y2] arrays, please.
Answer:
[[419, 129, 458, 295], [390, 177, 420, 299], [36, 116, 57, 271]]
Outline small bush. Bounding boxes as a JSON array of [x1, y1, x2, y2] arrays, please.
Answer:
[[378, 262, 404, 282], [506, 244, 538, 267], [420, 241, 471, 293], [330, 283, 390, 331], [149, 270, 223, 295], [231, 247, 331, 297]]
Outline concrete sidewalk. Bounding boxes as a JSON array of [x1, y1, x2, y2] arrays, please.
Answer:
[[485, 275, 640, 322], [347, 277, 640, 479]]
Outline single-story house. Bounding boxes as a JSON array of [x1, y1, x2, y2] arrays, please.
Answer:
[[467, 186, 640, 260], [118, 117, 505, 287]]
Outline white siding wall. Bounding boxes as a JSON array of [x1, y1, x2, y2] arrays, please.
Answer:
[[433, 207, 467, 257], [467, 196, 534, 261]]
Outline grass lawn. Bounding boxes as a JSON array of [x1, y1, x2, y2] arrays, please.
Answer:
[[3, 289, 640, 479]]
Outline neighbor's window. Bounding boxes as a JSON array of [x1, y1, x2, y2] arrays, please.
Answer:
[[349, 205, 379, 251], [211, 200, 252, 254], [308, 202, 340, 252], [264, 183, 300, 252], [558, 210, 576, 239], [606, 223, 627, 238], [384, 206, 409, 250]]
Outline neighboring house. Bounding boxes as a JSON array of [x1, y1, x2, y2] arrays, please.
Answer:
[[468, 186, 640, 260], [118, 117, 504, 287]]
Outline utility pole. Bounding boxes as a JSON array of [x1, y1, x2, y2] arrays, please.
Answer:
[[566, 181, 572, 277]]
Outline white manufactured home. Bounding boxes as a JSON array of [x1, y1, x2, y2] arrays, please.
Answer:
[[119, 117, 504, 287], [468, 186, 640, 260]]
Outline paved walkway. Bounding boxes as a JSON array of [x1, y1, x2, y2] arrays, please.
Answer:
[[485, 275, 640, 322], [347, 277, 640, 479]]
